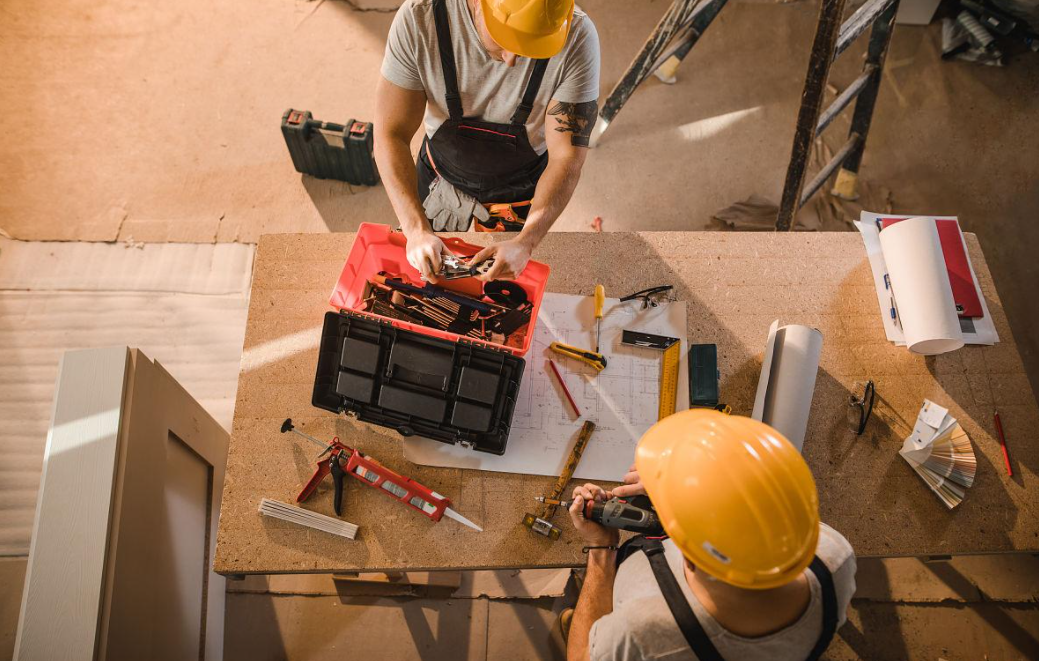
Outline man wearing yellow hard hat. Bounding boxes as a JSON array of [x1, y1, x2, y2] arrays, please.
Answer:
[[565, 410, 857, 661], [374, 0, 599, 282]]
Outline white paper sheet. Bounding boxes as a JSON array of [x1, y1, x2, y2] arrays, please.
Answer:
[[879, 218, 964, 355], [403, 293, 689, 481], [855, 213, 998, 348], [751, 320, 823, 452]]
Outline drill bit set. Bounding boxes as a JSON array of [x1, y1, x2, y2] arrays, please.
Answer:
[[361, 271, 533, 347]]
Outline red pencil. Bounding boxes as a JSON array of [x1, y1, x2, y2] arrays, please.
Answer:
[[548, 359, 581, 417], [994, 410, 1012, 477]]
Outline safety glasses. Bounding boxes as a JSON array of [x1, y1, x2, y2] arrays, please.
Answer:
[[620, 285, 675, 309], [847, 380, 876, 435]]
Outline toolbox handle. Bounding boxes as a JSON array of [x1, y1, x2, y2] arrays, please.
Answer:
[[298, 119, 347, 136]]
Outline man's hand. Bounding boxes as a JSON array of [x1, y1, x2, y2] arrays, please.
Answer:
[[472, 237, 533, 281], [569, 483, 620, 547], [405, 230, 446, 283], [609, 462, 646, 498]]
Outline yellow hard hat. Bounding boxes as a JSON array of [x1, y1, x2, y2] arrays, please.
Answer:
[[479, 0, 575, 60], [635, 410, 820, 590]]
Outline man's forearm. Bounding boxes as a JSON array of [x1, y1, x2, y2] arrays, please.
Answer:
[[517, 155, 584, 250], [373, 134, 430, 236], [568, 549, 616, 661]]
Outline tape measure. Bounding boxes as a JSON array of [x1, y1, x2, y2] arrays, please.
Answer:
[[659, 343, 680, 420], [622, 330, 680, 421]]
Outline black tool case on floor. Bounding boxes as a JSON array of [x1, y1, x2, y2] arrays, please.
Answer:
[[281, 109, 380, 186], [313, 310, 525, 455]]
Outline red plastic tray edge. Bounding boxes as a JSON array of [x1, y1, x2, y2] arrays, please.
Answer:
[[328, 222, 548, 357]]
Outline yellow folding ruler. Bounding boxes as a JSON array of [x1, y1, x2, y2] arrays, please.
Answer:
[[622, 330, 680, 420]]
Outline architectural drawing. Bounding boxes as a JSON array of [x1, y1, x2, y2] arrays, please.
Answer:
[[403, 293, 689, 481]]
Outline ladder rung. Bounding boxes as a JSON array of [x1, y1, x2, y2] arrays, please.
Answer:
[[816, 66, 876, 135], [835, 0, 897, 60], [799, 133, 862, 207]]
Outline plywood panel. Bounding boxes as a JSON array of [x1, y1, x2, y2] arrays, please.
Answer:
[[14, 346, 129, 661], [100, 351, 228, 661]]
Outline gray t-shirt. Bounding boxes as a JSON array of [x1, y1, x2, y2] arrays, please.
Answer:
[[380, 0, 600, 154], [590, 524, 857, 661]]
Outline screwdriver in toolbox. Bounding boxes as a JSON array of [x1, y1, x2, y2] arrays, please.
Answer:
[[593, 284, 605, 353], [535, 495, 664, 536]]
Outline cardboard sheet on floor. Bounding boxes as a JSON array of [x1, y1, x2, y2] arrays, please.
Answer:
[[404, 293, 689, 481], [0, 239, 252, 555]]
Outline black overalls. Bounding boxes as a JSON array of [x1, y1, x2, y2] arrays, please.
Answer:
[[617, 536, 839, 661], [416, 0, 551, 232]]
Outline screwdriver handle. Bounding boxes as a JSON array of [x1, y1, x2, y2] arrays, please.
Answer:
[[330, 453, 346, 516], [594, 285, 605, 320]]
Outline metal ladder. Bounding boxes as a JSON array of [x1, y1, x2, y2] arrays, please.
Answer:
[[592, 0, 900, 231], [591, 0, 729, 144], [775, 0, 901, 230]]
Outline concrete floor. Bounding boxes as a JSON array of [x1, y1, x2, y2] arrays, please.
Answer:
[[1, 0, 1038, 659]]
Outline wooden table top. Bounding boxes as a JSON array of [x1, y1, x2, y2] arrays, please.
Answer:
[[214, 231, 1039, 575]]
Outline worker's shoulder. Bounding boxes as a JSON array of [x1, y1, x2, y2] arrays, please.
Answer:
[[817, 522, 856, 573], [568, 6, 598, 42], [395, 0, 437, 23], [592, 597, 680, 659]]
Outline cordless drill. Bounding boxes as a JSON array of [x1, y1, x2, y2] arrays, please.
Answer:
[[535, 494, 665, 536]]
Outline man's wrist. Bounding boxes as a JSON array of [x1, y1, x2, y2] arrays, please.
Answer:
[[400, 214, 432, 237], [586, 547, 617, 567]]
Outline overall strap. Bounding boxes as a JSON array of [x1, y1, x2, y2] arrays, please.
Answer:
[[433, 0, 464, 119], [643, 540, 726, 661], [510, 58, 550, 125], [805, 556, 839, 661]]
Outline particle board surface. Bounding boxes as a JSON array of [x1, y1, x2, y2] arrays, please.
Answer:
[[214, 232, 1039, 574]]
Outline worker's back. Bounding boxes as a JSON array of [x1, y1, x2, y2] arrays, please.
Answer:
[[588, 524, 856, 661]]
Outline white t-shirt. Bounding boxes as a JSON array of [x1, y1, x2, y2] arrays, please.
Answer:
[[590, 524, 857, 661], [380, 0, 600, 154]]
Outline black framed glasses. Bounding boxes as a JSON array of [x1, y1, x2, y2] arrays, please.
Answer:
[[620, 285, 675, 309], [847, 380, 875, 435]]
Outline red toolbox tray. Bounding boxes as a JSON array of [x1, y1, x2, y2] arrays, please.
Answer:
[[312, 223, 549, 455], [329, 223, 548, 355]]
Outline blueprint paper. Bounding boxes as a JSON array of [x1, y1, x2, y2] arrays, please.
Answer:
[[403, 293, 689, 481]]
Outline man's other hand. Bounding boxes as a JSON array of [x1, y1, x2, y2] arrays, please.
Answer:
[[405, 230, 446, 283], [472, 238, 533, 282], [609, 462, 646, 498], [569, 483, 620, 547]]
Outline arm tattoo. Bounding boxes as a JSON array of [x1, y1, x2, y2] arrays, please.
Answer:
[[548, 100, 598, 147]]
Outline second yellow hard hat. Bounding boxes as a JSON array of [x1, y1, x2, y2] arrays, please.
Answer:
[[479, 0, 575, 60], [636, 410, 820, 590]]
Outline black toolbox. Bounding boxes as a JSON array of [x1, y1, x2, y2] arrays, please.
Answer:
[[310, 224, 549, 455], [281, 108, 380, 186], [313, 310, 525, 455]]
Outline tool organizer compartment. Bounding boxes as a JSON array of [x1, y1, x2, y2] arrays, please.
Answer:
[[313, 310, 525, 455], [314, 223, 549, 455], [329, 223, 548, 356]]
